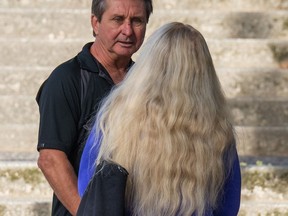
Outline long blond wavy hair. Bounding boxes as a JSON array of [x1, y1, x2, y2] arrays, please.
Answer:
[[94, 22, 235, 216]]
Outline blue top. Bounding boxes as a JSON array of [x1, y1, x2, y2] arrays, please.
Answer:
[[78, 128, 241, 216], [78, 125, 101, 197]]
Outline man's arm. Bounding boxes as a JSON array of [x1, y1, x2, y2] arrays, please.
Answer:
[[37, 149, 81, 216]]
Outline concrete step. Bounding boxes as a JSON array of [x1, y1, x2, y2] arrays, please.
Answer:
[[0, 0, 90, 9], [229, 98, 288, 127], [240, 155, 288, 167], [0, 39, 287, 69], [0, 198, 51, 216], [0, 8, 92, 41], [239, 163, 288, 215], [1, 95, 287, 126], [0, 152, 38, 162], [207, 39, 288, 69], [2, 9, 288, 40], [1, 0, 288, 11], [0, 96, 38, 125], [0, 160, 52, 215], [218, 68, 288, 99], [239, 201, 288, 216], [1, 198, 287, 216], [241, 165, 288, 201], [155, 0, 288, 11], [1, 67, 288, 99], [0, 124, 37, 153], [0, 158, 287, 216], [0, 39, 83, 69], [0, 125, 287, 158], [0, 67, 50, 96], [147, 10, 288, 40], [0, 161, 52, 198], [236, 126, 288, 157]]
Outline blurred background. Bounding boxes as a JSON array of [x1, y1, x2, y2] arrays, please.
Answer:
[[0, 0, 287, 215]]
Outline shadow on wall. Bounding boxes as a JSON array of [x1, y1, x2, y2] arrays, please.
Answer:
[[225, 12, 288, 68], [32, 202, 51, 216], [226, 13, 275, 39], [225, 13, 288, 40], [0, 205, 5, 216], [269, 43, 288, 69]]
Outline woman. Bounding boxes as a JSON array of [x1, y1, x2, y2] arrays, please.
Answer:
[[78, 22, 241, 216]]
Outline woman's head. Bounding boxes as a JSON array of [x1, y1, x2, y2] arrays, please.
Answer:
[[96, 22, 234, 216], [118, 22, 227, 129]]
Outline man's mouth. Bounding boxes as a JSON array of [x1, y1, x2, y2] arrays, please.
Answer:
[[118, 41, 134, 47]]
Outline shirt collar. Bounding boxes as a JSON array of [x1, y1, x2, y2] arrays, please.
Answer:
[[77, 42, 134, 84]]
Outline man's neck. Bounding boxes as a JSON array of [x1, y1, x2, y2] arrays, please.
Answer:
[[90, 42, 131, 84]]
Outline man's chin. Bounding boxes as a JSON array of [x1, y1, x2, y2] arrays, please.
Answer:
[[114, 48, 137, 58]]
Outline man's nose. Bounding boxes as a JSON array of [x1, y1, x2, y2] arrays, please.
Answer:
[[122, 21, 133, 36]]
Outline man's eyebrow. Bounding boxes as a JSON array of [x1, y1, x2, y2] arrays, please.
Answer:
[[111, 13, 124, 17], [111, 13, 145, 18]]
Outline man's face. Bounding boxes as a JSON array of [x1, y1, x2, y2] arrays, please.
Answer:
[[93, 0, 147, 58]]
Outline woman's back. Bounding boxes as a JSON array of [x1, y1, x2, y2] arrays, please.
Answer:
[[79, 22, 241, 216]]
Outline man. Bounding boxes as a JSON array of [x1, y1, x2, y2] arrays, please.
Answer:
[[36, 0, 153, 215]]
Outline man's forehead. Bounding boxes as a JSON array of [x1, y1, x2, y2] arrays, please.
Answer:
[[105, 0, 146, 14]]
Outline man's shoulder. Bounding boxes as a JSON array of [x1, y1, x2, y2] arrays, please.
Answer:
[[36, 56, 81, 101], [51, 42, 99, 79], [50, 42, 94, 79], [51, 56, 81, 79]]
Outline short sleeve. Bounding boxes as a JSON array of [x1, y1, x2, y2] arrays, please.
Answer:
[[36, 60, 81, 155]]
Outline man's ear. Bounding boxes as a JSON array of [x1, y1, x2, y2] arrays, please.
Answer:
[[91, 15, 99, 36]]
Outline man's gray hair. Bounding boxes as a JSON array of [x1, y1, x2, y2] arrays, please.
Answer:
[[91, 0, 153, 22]]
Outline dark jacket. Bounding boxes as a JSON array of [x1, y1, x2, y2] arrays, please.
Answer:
[[77, 160, 128, 216]]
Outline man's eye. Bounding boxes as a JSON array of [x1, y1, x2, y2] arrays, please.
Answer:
[[113, 17, 123, 23], [132, 18, 144, 26]]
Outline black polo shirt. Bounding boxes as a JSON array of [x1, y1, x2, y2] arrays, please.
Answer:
[[36, 42, 115, 215]]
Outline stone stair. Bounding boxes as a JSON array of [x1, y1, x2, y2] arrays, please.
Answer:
[[0, 0, 288, 215]]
